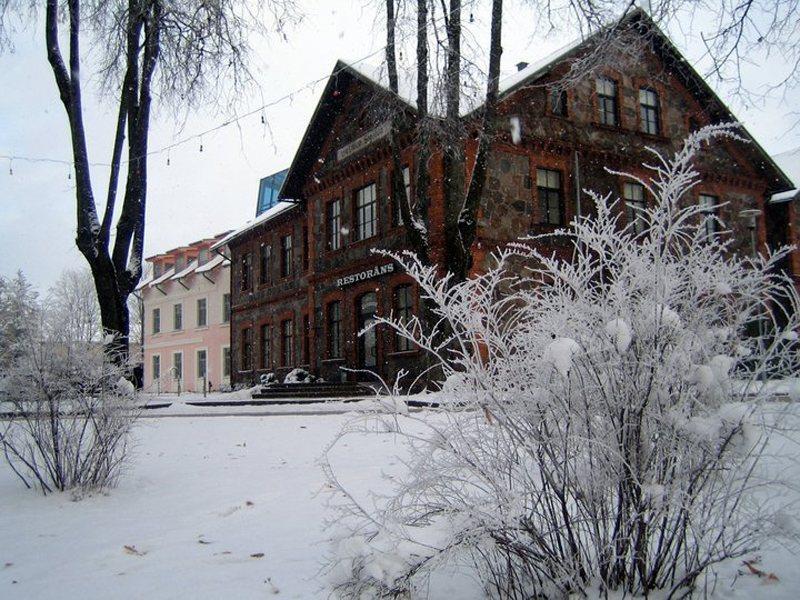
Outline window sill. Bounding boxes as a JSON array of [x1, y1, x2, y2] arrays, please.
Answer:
[[387, 349, 420, 358], [195, 326, 209, 331]]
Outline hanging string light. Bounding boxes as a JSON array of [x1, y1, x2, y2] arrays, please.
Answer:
[[1, 9, 452, 172]]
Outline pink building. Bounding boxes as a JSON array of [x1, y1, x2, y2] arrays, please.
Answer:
[[138, 234, 232, 393]]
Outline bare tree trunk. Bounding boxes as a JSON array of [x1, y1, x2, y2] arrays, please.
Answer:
[[44, 0, 157, 366], [386, 0, 429, 264], [386, 0, 398, 94], [457, 0, 503, 272]]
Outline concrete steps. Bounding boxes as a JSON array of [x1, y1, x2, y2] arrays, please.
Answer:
[[250, 382, 375, 400]]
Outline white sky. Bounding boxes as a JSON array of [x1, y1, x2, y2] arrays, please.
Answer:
[[1, 1, 798, 291]]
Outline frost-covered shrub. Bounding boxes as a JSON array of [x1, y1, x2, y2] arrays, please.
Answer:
[[0, 335, 139, 495], [324, 125, 800, 598]]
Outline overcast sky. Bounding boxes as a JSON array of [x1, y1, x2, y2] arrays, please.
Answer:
[[1, 1, 798, 291]]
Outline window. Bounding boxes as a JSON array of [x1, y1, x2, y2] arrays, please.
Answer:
[[152, 308, 161, 334], [639, 88, 660, 135], [395, 285, 414, 352], [395, 166, 411, 226], [260, 324, 271, 370], [240, 252, 253, 291], [699, 194, 718, 241], [550, 89, 568, 117], [223, 347, 231, 378], [355, 183, 377, 240], [302, 227, 309, 272], [596, 77, 618, 126], [173, 352, 182, 380], [328, 301, 342, 359], [357, 293, 378, 368], [281, 319, 294, 366], [624, 182, 647, 235], [197, 349, 207, 379], [197, 298, 207, 327], [301, 314, 309, 364], [327, 199, 342, 251], [173, 303, 183, 331], [222, 293, 231, 323], [259, 244, 272, 284], [281, 234, 293, 278], [197, 248, 208, 266], [154, 263, 162, 278], [537, 168, 563, 225], [152, 355, 161, 380], [240, 327, 252, 371]]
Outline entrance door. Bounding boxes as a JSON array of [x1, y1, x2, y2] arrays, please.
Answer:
[[357, 292, 377, 369]]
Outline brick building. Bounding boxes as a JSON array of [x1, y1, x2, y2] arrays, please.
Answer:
[[218, 12, 796, 388]]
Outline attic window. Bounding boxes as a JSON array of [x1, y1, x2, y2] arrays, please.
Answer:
[[550, 89, 568, 117]]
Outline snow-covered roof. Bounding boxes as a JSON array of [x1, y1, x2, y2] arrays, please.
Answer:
[[171, 259, 199, 280], [134, 274, 154, 292], [149, 267, 175, 288], [195, 253, 229, 274], [211, 201, 298, 251], [773, 147, 799, 188], [342, 58, 418, 110], [498, 37, 586, 97], [769, 189, 799, 204]]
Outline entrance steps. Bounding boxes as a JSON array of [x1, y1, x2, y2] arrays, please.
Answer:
[[250, 381, 375, 401]]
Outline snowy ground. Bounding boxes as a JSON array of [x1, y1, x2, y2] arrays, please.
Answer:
[[1, 407, 798, 599]]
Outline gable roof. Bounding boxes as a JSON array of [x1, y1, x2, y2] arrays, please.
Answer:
[[280, 60, 416, 200], [280, 8, 794, 200], [210, 200, 300, 252]]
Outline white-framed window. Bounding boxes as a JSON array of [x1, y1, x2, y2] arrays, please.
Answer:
[[172, 351, 183, 380], [173, 303, 183, 331], [222, 346, 231, 379], [197, 349, 207, 379], [152, 307, 161, 334], [197, 298, 207, 327], [152, 354, 161, 380]]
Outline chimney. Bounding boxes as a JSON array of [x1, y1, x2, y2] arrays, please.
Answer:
[[516, 61, 529, 72]]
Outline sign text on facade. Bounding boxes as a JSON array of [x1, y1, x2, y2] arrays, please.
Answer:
[[336, 263, 395, 288], [336, 122, 391, 162]]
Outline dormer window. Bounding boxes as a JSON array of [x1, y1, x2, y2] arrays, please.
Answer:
[[197, 248, 208, 266]]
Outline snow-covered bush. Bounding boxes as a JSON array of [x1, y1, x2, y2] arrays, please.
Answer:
[[260, 372, 278, 387], [0, 331, 139, 495], [284, 368, 317, 384], [324, 125, 800, 598]]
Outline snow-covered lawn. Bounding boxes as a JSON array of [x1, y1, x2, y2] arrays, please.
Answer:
[[0, 409, 798, 599], [0, 413, 396, 599]]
